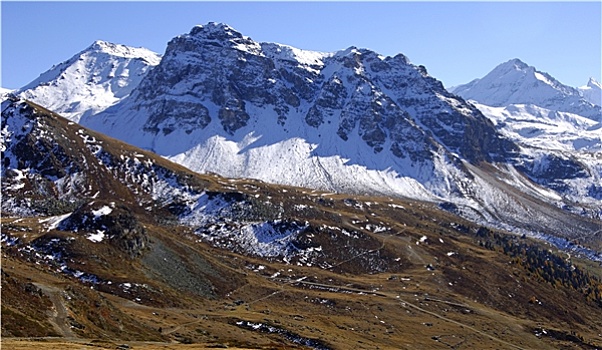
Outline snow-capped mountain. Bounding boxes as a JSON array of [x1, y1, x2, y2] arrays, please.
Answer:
[[451, 60, 602, 213], [82, 22, 516, 204], [579, 77, 602, 106], [16, 40, 161, 122], [451, 59, 601, 121]]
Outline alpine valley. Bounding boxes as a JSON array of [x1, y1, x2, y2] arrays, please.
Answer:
[[2, 22, 601, 349]]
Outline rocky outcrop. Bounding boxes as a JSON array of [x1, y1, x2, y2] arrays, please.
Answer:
[[59, 201, 148, 258]]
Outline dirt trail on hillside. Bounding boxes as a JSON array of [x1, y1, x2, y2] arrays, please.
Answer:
[[33, 283, 77, 338]]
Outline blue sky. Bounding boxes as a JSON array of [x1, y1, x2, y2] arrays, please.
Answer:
[[2, 1, 600, 90]]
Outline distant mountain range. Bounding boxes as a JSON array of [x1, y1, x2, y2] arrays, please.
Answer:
[[5, 22, 601, 251]]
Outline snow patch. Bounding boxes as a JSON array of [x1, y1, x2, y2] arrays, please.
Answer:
[[92, 205, 113, 218], [87, 230, 106, 243]]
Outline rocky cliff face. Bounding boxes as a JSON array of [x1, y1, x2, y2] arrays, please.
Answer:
[[81, 23, 517, 205], [124, 23, 515, 163]]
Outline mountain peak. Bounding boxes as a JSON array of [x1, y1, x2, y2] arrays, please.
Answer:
[[587, 77, 601, 88], [492, 58, 532, 75], [189, 22, 244, 40], [16, 40, 160, 122], [452, 59, 601, 119], [166, 22, 264, 57], [89, 39, 117, 50], [579, 77, 602, 106], [506, 58, 530, 69]]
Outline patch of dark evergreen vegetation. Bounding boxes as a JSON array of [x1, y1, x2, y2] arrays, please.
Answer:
[[475, 227, 602, 306]]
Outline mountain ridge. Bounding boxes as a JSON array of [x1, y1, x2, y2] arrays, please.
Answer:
[[2, 95, 602, 349]]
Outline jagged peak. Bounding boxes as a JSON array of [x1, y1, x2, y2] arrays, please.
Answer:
[[507, 57, 530, 68], [392, 52, 411, 65], [333, 47, 386, 62], [189, 22, 244, 40], [88, 39, 118, 50], [335, 46, 361, 57], [175, 22, 266, 56]]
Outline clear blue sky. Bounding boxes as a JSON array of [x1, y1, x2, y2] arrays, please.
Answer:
[[2, 1, 600, 90]]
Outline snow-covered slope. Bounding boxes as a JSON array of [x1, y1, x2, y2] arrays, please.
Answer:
[[0, 96, 403, 264], [451, 59, 601, 121], [17, 40, 161, 122], [579, 77, 602, 106], [450, 60, 601, 215], [474, 102, 601, 209], [83, 22, 516, 205], [475, 103, 600, 152]]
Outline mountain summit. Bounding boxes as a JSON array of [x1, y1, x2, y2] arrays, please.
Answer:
[[17, 40, 161, 122], [451, 59, 601, 120]]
